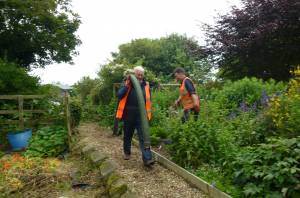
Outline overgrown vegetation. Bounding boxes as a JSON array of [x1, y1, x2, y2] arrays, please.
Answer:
[[91, 68, 300, 197], [25, 126, 67, 157]]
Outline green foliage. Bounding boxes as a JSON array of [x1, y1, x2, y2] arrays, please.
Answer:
[[25, 126, 67, 157], [112, 34, 208, 79], [81, 96, 99, 121], [151, 89, 178, 111], [69, 98, 82, 128], [232, 113, 268, 146], [231, 138, 300, 197], [0, 0, 81, 68], [92, 69, 299, 197], [167, 119, 220, 167], [212, 77, 285, 111], [93, 64, 128, 105], [149, 88, 178, 145], [0, 59, 40, 94], [194, 165, 242, 197], [96, 97, 118, 127], [265, 67, 300, 138], [73, 76, 97, 103]]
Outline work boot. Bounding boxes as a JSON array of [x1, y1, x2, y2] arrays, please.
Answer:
[[144, 159, 155, 167], [123, 154, 130, 160]]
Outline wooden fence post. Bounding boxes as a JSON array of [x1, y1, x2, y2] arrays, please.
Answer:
[[64, 91, 72, 149], [18, 95, 24, 130]]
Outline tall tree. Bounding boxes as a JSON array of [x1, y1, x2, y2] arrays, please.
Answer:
[[111, 34, 207, 79], [204, 0, 300, 81], [0, 0, 81, 68], [73, 76, 97, 103]]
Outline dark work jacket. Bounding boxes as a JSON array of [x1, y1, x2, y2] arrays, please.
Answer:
[[117, 80, 149, 121]]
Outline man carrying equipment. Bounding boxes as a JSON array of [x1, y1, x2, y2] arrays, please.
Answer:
[[116, 66, 154, 167], [173, 67, 200, 123]]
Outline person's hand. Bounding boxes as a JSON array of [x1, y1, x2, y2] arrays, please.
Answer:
[[125, 76, 131, 88], [194, 105, 200, 113], [174, 99, 180, 107]]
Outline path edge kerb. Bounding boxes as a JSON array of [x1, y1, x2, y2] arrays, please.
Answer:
[[73, 139, 138, 198]]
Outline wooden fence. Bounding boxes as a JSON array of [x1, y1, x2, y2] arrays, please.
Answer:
[[0, 94, 72, 147], [0, 95, 46, 129]]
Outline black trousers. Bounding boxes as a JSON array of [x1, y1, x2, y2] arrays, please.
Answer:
[[123, 119, 152, 163], [181, 108, 199, 123]]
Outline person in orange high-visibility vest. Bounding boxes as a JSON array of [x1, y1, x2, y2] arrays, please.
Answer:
[[116, 66, 154, 167], [173, 67, 200, 123]]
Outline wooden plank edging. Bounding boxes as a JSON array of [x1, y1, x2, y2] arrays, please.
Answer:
[[131, 137, 231, 198], [151, 150, 232, 198]]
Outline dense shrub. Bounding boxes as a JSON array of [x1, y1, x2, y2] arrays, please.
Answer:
[[25, 126, 67, 157], [97, 97, 118, 127], [0, 59, 40, 94], [265, 67, 300, 138], [92, 70, 299, 197], [231, 137, 300, 198], [212, 77, 285, 111], [167, 119, 220, 167], [69, 98, 82, 128]]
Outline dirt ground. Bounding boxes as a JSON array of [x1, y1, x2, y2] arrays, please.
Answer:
[[0, 150, 107, 198], [78, 122, 207, 198]]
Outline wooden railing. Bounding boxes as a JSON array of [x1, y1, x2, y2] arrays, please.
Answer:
[[0, 95, 46, 129]]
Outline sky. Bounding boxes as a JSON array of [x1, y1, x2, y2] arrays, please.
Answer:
[[31, 0, 241, 85]]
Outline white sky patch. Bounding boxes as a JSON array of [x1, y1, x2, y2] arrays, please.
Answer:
[[30, 0, 241, 85]]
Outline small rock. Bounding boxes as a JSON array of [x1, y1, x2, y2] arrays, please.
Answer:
[[90, 151, 107, 166], [120, 191, 138, 198], [109, 179, 128, 198], [100, 159, 117, 179], [81, 144, 95, 155], [107, 173, 121, 187]]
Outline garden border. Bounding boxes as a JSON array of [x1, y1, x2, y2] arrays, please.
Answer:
[[131, 139, 231, 198]]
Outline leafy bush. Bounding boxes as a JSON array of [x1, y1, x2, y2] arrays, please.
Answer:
[[149, 88, 178, 143], [151, 89, 178, 111], [231, 137, 300, 197], [212, 77, 285, 111], [69, 98, 82, 128], [25, 126, 67, 157], [265, 67, 300, 138], [97, 98, 118, 127], [167, 119, 220, 167], [228, 112, 268, 146], [0, 59, 40, 94], [194, 164, 242, 197]]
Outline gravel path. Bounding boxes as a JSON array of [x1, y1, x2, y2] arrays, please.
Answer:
[[78, 122, 207, 198]]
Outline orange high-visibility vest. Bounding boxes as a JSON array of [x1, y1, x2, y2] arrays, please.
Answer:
[[179, 77, 195, 110], [116, 82, 152, 120]]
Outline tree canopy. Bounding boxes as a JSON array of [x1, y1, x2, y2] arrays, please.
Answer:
[[111, 34, 209, 81], [204, 0, 300, 81], [0, 0, 81, 69], [0, 59, 39, 94]]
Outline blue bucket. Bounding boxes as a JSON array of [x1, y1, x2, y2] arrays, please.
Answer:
[[7, 129, 32, 151]]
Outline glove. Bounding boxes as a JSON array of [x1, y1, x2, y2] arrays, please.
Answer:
[[174, 99, 180, 107], [194, 105, 200, 113], [125, 76, 131, 88]]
